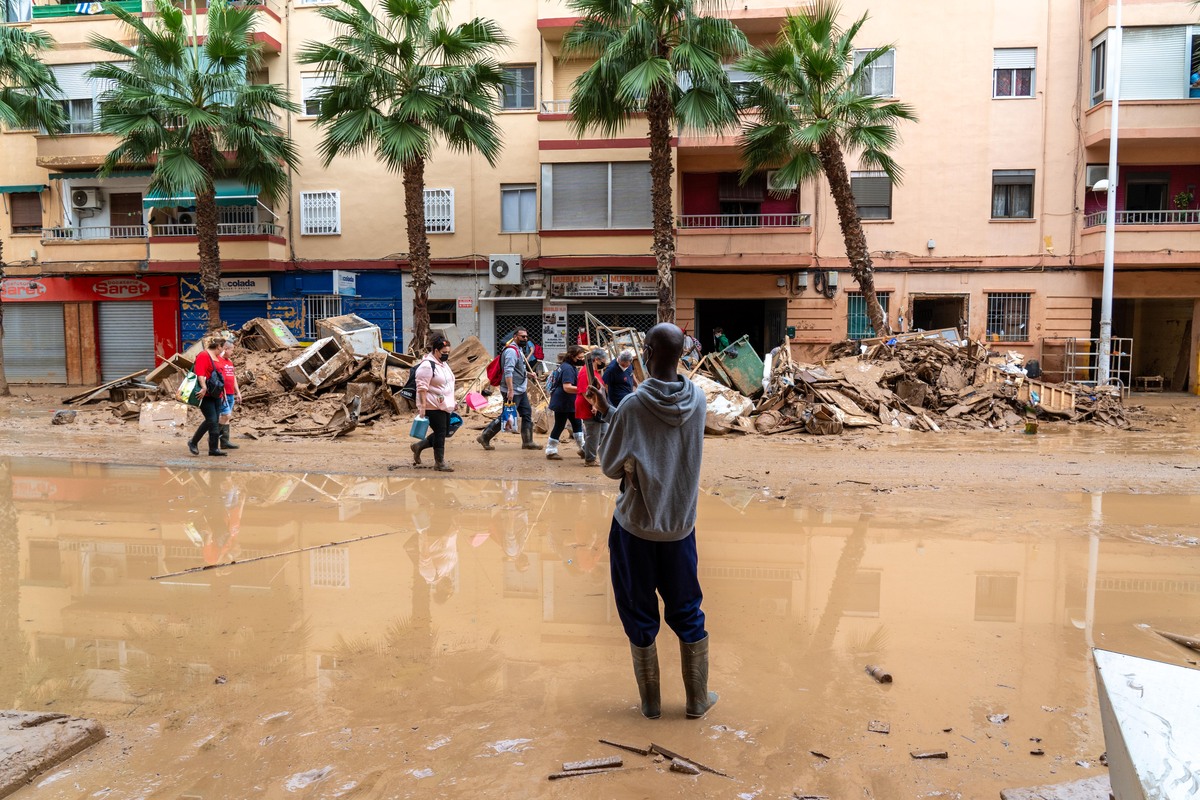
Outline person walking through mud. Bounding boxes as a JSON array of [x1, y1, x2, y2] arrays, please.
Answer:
[[544, 344, 587, 460], [216, 337, 243, 451], [187, 337, 227, 457], [576, 348, 609, 466], [412, 335, 458, 472], [477, 328, 539, 452], [589, 323, 717, 720]]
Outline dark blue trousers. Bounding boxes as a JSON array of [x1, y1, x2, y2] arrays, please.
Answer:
[[608, 517, 706, 648]]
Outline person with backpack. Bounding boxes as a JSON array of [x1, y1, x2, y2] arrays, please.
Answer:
[[576, 348, 610, 466], [544, 344, 587, 460], [411, 336, 458, 472], [478, 328, 538, 452], [187, 337, 227, 457]]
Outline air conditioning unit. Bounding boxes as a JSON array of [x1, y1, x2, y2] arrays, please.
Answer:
[[89, 565, 120, 586], [488, 253, 522, 285], [71, 188, 102, 209], [1086, 164, 1113, 189], [176, 212, 195, 226], [767, 169, 797, 193]]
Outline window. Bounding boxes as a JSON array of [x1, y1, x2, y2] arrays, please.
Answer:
[[304, 294, 342, 338], [4, 0, 32, 22], [300, 190, 341, 235], [843, 571, 881, 617], [311, 547, 349, 588], [58, 98, 95, 134], [428, 300, 456, 325], [50, 64, 101, 133], [1125, 172, 1170, 211], [501, 65, 536, 110], [9, 192, 42, 233], [991, 169, 1034, 219], [851, 171, 891, 220], [424, 188, 454, 233], [847, 291, 891, 340], [300, 72, 334, 116], [985, 292, 1031, 342], [1090, 36, 1106, 106], [993, 48, 1035, 98], [852, 48, 895, 97], [501, 184, 537, 232], [974, 574, 1019, 622], [541, 162, 652, 229]]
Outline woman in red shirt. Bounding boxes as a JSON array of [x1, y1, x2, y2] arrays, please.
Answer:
[[187, 337, 227, 456], [575, 348, 610, 466], [217, 338, 243, 450]]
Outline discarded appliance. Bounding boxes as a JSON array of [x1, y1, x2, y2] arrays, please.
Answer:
[[282, 337, 353, 390], [316, 313, 385, 357]]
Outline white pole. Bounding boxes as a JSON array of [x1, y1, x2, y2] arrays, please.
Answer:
[[1098, 0, 1122, 385]]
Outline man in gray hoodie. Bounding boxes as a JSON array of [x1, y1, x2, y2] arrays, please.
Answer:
[[589, 323, 718, 720]]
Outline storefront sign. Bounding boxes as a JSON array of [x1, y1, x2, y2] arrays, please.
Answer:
[[220, 276, 271, 300], [457, 295, 474, 309], [542, 304, 568, 359], [91, 277, 150, 299], [0, 279, 47, 300], [550, 274, 609, 298], [609, 274, 657, 298], [1, 275, 176, 303], [333, 270, 357, 297]]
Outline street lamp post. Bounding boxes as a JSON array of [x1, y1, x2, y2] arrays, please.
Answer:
[[1098, 0, 1123, 386]]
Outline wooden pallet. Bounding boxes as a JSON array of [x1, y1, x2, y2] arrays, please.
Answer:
[[981, 365, 1075, 413]]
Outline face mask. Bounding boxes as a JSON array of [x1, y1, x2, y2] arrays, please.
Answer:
[[438, 352, 450, 362]]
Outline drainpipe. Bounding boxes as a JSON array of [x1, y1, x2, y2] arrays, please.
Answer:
[[284, 0, 296, 266], [1097, 0, 1122, 385]]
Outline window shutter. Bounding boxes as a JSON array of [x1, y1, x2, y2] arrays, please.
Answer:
[[300, 74, 330, 115], [992, 169, 1035, 185], [610, 162, 652, 228], [718, 172, 765, 202], [851, 173, 891, 206], [424, 188, 454, 233], [51, 64, 93, 100], [547, 163, 609, 228], [10, 192, 42, 229], [993, 48, 1036, 70], [1120, 26, 1188, 99]]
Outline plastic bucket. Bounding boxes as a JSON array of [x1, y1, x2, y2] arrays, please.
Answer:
[[464, 391, 488, 411]]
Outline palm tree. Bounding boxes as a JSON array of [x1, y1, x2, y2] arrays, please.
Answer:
[[1, 26, 65, 397], [564, 0, 747, 324], [738, 1, 915, 338], [89, 0, 300, 331], [298, 0, 510, 352]]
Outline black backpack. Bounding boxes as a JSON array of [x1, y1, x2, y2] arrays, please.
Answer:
[[399, 361, 434, 402]]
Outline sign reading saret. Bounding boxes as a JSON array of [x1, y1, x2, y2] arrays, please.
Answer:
[[0, 275, 177, 303]]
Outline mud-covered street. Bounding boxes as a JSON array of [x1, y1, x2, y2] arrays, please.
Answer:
[[3, 392, 1200, 798]]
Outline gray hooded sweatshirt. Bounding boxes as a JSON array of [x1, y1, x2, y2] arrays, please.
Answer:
[[599, 375, 706, 542]]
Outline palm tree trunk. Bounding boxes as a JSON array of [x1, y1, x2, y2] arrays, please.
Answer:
[[403, 157, 432, 353], [0, 458, 26, 704], [816, 137, 889, 338], [192, 130, 223, 331], [646, 86, 676, 325], [0, 242, 9, 398]]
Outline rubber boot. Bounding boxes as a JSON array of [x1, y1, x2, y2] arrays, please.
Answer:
[[411, 439, 426, 466], [545, 437, 561, 460], [630, 642, 661, 719], [434, 460, 455, 473], [680, 635, 718, 719], [188, 436, 200, 456], [520, 421, 538, 450], [219, 424, 239, 450], [574, 431, 586, 458], [477, 427, 496, 451]]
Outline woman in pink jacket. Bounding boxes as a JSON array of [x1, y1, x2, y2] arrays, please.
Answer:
[[412, 336, 458, 472]]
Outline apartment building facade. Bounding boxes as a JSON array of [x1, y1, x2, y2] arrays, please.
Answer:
[[2, 0, 1198, 388]]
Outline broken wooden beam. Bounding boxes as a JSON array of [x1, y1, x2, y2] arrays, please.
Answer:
[[562, 756, 621, 772], [649, 743, 730, 778], [547, 766, 647, 781], [669, 758, 701, 775], [598, 739, 651, 757]]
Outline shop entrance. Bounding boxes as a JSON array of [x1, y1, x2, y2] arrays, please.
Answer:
[[1092, 298, 1195, 391], [694, 299, 787, 356], [909, 293, 969, 333], [1, 303, 67, 383]]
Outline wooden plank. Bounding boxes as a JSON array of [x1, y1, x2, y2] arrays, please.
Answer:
[[63, 303, 82, 386], [598, 739, 651, 757], [562, 756, 621, 771], [79, 302, 99, 386], [61, 370, 148, 405]]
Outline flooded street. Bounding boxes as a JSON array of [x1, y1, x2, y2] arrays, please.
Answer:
[[2, 456, 1199, 798]]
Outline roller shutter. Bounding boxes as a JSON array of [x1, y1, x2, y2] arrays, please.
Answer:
[[1120, 27, 1188, 100], [2, 304, 66, 383], [97, 302, 155, 380]]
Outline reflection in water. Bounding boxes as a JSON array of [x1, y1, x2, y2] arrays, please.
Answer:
[[2, 457, 1199, 797]]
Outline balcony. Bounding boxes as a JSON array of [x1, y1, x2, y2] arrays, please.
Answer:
[[149, 221, 287, 265], [676, 213, 812, 269], [1083, 210, 1200, 227], [35, 132, 118, 169], [29, 0, 140, 18], [153, 222, 282, 238], [1080, 210, 1200, 257], [43, 225, 147, 240], [1085, 100, 1200, 159], [678, 213, 810, 229]]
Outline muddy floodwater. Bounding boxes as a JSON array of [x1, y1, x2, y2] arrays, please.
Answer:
[[2, 456, 1198, 799]]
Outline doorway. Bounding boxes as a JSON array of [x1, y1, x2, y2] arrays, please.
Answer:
[[1091, 297, 1194, 390], [909, 293, 968, 333], [694, 298, 787, 356]]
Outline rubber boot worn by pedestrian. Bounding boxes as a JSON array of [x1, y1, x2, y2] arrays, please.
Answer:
[[411, 439, 426, 466], [434, 459, 454, 473], [477, 428, 496, 451], [574, 431, 586, 458], [219, 424, 239, 450], [630, 642, 661, 719], [520, 420, 538, 450], [545, 437, 561, 460], [680, 635, 718, 719]]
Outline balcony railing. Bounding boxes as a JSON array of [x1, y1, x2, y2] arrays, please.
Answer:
[[153, 222, 282, 237], [30, 0, 141, 18], [677, 213, 811, 228], [42, 225, 147, 241], [540, 99, 571, 113], [1084, 209, 1200, 228]]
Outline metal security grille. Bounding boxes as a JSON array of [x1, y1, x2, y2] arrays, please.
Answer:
[[424, 188, 454, 233], [311, 548, 349, 588], [300, 190, 340, 235], [304, 294, 342, 339], [2, 303, 67, 383], [495, 302, 543, 353], [986, 293, 1031, 342], [98, 302, 155, 381], [847, 291, 891, 340]]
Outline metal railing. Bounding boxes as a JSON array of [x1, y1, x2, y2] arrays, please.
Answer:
[[539, 99, 571, 113], [153, 222, 282, 237], [42, 225, 147, 242], [676, 213, 811, 228], [1083, 209, 1200, 227]]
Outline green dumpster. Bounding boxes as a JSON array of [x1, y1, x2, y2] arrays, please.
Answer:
[[711, 335, 764, 396]]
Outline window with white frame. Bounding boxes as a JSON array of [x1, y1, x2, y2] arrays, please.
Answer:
[[991, 170, 1034, 219], [852, 48, 895, 97], [424, 188, 454, 233], [1090, 35, 1107, 106], [300, 190, 341, 235], [310, 547, 349, 588], [993, 48, 1035, 98], [304, 294, 342, 338], [985, 292, 1031, 342], [500, 183, 536, 232], [300, 72, 334, 117], [501, 65, 536, 110], [851, 171, 891, 220], [541, 162, 652, 229]]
